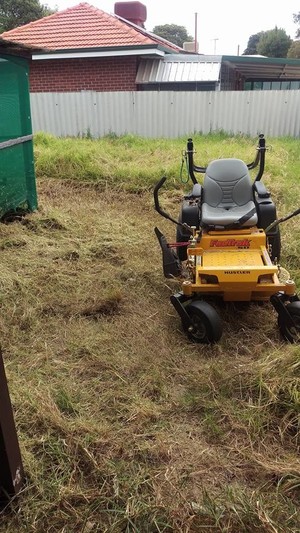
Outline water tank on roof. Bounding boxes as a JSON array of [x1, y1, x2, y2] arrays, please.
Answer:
[[114, 2, 147, 27]]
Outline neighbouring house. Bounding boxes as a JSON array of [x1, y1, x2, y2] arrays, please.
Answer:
[[0, 2, 184, 93], [1, 2, 300, 93]]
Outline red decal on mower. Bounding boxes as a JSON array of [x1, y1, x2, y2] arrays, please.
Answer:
[[210, 239, 251, 248]]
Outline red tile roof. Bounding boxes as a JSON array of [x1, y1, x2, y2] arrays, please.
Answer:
[[1, 2, 181, 53]]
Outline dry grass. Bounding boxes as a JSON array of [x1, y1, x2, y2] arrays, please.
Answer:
[[0, 134, 299, 532]]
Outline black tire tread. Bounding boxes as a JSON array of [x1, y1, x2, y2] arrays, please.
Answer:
[[278, 301, 300, 343], [182, 300, 222, 344]]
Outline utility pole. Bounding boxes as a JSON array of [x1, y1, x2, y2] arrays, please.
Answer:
[[212, 38, 219, 54], [0, 349, 24, 506], [194, 12, 198, 53]]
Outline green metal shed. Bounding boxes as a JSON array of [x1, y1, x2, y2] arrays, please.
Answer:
[[0, 51, 37, 218]]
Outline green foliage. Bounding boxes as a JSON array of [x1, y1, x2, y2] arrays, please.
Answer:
[[33, 132, 184, 193], [257, 27, 292, 58], [293, 12, 300, 39], [33, 132, 300, 196], [287, 40, 300, 58], [244, 12, 300, 56], [243, 32, 265, 55], [152, 23, 193, 47], [0, 0, 56, 32]]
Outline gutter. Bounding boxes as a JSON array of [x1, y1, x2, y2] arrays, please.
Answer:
[[32, 48, 166, 60]]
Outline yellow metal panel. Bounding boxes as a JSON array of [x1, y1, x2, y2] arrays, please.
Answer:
[[202, 250, 263, 268], [182, 227, 297, 302], [198, 228, 266, 250]]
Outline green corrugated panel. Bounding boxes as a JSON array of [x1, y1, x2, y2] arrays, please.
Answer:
[[0, 54, 37, 218]]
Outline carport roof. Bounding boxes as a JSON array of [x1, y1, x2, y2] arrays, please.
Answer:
[[136, 54, 222, 83], [223, 55, 300, 80]]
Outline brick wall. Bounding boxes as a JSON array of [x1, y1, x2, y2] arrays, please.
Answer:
[[30, 56, 138, 92]]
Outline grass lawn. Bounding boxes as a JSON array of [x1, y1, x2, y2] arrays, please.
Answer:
[[0, 133, 299, 532]]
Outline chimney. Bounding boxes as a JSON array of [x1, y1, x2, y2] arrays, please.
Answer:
[[114, 2, 147, 28], [183, 41, 199, 53]]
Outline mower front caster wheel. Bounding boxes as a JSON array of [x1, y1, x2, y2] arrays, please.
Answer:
[[182, 300, 222, 344], [278, 301, 300, 343]]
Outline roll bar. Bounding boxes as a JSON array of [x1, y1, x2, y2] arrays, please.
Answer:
[[185, 133, 267, 184]]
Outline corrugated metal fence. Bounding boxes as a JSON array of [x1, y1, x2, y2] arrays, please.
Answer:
[[30, 90, 300, 138]]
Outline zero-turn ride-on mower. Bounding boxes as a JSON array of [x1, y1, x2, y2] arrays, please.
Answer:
[[154, 134, 300, 344]]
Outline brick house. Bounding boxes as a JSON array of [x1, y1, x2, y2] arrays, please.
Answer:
[[1, 2, 182, 93], [2, 3, 300, 93]]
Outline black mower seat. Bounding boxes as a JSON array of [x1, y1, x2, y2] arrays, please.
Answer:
[[201, 158, 258, 228]]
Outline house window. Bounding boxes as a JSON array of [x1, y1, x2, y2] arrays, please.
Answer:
[[271, 81, 281, 90], [290, 81, 300, 89], [245, 80, 300, 90], [253, 81, 263, 90], [262, 81, 271, 90]]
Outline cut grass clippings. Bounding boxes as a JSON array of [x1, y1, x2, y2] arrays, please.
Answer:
[[0, 133, 299, 532]]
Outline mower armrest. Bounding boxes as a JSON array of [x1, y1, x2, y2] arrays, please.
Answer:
[[184, 183, 202, 200], [253, 181, 270, 199]]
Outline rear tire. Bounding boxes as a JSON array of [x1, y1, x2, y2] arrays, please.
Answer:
[[277, 301, 300, 343], [182, 300, 222, 344]]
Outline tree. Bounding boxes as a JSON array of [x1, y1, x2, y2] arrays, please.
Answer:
[[293, 12, 300, 39], [286, 12, 300, 57], [287, 40, 300, 58], [152, 24, 193, 48], [0, 0, 55, 33], [256, 27, 292, 57], [242, 32, 264, 55]]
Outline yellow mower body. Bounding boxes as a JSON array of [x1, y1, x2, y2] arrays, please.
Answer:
[[182, 227, 295, 302]]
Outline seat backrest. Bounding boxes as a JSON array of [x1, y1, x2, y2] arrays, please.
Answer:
[[203, 158, 253, 208]]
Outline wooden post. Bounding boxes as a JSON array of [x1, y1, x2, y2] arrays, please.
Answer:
[[0, 350, 24, 505]]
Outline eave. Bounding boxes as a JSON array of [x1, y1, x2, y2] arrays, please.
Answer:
[[31, 44, 173, 60]]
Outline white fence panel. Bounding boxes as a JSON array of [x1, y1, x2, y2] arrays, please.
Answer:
[[30, 90, 300, 138]]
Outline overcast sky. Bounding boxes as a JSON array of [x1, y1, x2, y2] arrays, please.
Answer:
[[45, 0, 299, 55]]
